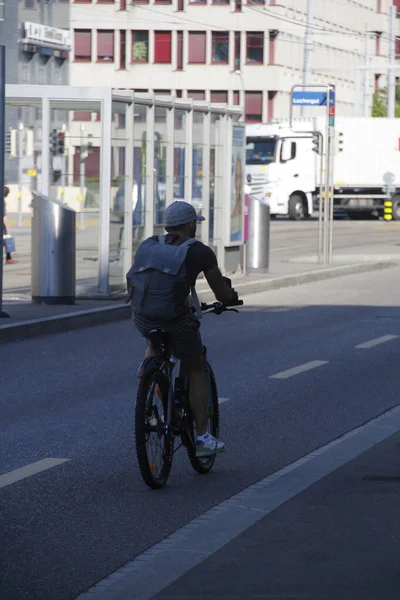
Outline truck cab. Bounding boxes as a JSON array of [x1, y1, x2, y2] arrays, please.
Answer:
[[246, 122, 316, 220]]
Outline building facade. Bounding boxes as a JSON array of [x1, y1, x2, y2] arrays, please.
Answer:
[[70, 0, 393, 125], [1, 0, 70, 182]]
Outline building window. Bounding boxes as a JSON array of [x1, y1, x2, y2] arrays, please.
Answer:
[[234, 32, 241, 70], [74, 112, 91, 121], [74, 30, 92, 62], [247, 32, 263, 64], [97, 30, 114, 62], [377, 0, 382, 12], [374, 74, 381, 91], [235, 0, 242, 10], [120, 30, 126, 69], [212, 32, 229, 64], [154, 31, 172, 63], [396, 37, 400, 59], [132, 31, 148, 62], [212, 0, 229, 3], [269, 30, 278, 65], [177, 0, 184, 9], [190, 0, 206, 4], [176, 90, 183, 97], [188, 91, 206, 100], [189, 32, 206, 64], [74, 0, 92, 3], [177, 31, 183, 70], [155, 0, 171, 3], [247, 0, 264, 3], [375, 32, 382, 56], [245, 91, 262, 123], [211, 91, 228, 103], [25, 0, 34, 7], [268, 91, 276, 122], [97, 0, 115, 3], [233, 91, 240, 105], [120, 0, 127, 8]]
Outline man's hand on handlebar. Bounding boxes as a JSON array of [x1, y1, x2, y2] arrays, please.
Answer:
[[201, 297, 244, 315]]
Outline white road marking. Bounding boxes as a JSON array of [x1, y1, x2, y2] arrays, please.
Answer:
[[0, 458, 70, 490], [270, 360, 329, 380], [219, 397, 230, 404], [355, 334, 398, 349]]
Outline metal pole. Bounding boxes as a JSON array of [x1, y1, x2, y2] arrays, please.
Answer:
[[355, 68, 361, 117], [317, 132, 324, 263], [17, 122, 23, 227], [301, 0, 313, 117], [363, 25, 371, 117], [387, 4, 396, 119], [328, 89, 335, 264], [323, 98, 330, 266], [79, 124, 85, 231], [0, 45, 10, 317]]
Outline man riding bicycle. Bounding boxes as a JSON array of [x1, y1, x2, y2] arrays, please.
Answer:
[[127, 201, 239, 457]]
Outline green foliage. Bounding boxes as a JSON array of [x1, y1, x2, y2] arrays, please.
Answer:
[[372, 87, 400, 117]]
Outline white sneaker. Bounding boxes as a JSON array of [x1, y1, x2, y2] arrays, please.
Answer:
[[196, 433, 225, 458]]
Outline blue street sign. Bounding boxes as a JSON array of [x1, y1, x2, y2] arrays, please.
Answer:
[[292, 90, 335, 107]]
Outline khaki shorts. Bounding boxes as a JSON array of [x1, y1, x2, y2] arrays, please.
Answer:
[[134, 313, 203, 361]]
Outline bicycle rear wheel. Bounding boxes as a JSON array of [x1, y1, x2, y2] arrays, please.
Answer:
[[135, 367, 174, 489], [186, 363, 220, 475]]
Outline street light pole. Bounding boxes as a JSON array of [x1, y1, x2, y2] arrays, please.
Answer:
[[387, 4, 396, 119], [0, 45, 10, 318], [301, 0, 314, 117], [363, 25, 371, 117]]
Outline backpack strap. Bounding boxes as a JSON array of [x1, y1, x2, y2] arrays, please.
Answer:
[[158, 234, 166, 244]]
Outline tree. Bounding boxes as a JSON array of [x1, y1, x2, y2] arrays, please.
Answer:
[[372, 87, 400, 117]]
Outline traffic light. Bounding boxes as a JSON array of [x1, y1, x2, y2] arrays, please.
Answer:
[[311, 133, 321, 154], [57, 131, 65, 156], [335, 131, 344, 154], [50, 129, 58, 156]]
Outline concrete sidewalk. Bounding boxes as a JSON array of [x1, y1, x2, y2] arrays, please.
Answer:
[[0, 258, 396, 344]]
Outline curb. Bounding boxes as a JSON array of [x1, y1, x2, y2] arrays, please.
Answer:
[[0, 261, 395, 345]]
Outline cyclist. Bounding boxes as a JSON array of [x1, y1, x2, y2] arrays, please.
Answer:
[[128, 201, 239, 457]]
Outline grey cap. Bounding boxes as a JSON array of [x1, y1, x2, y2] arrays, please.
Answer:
[[164, 201, 205, 228]]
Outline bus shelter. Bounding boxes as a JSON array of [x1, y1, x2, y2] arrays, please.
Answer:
[[5, 85, 245, 296]]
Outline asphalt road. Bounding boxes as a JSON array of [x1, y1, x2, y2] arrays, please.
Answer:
[[1, 266, 400, 599]]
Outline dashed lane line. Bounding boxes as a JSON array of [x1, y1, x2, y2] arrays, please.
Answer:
[[355, 335, 398, 350], [0, 458, 70, 490], [270, 360, 329, 380]]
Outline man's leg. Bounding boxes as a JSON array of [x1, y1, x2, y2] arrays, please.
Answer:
[[181, 354, 208, 436]]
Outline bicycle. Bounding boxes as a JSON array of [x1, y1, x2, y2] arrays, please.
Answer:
[[135, 300, 243, 489]]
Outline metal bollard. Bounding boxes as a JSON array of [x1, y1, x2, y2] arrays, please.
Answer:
[[245, 195, 270, 275]]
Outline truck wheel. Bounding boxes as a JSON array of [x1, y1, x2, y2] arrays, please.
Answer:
[[288, 194, 306, 221], [391, 196, 400, 221]]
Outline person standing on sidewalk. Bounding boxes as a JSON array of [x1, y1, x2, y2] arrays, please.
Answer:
[[3, 186, 17, 265]]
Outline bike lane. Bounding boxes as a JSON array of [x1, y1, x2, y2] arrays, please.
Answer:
[[154, 428, 400, 600]]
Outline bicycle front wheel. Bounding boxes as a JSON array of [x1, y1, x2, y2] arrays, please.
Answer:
[[135, 368, 174, 489], [186, 362, 220, 475]]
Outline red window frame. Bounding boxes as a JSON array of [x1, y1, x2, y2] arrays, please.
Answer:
[[119, 30, 126, 69], [210, 91, 228, 103], [245, 91, 262, 123], [154, 31, 172, 63], [212, 32, 229, 64], [188, 32, 206, 64], [177, 31, 183, 70], [177, 0, 184, 9], [267, 91, 276, 122], [132, 30, 149, 63], [97, 30, 115, 62], [74, 30, 92, 62], [246, 32, 264, 64], [187, 90, 206, 101], [233, 91, 240, 105], [269, 30, 278, 65]]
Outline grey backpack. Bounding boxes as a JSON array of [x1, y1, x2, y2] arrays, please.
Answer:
[[126, 235, 198, 321]]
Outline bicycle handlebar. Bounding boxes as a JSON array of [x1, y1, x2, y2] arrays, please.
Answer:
[[201, 300, 243, 315]]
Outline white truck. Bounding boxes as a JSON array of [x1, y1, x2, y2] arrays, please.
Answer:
[[245, 118, 400, 220]]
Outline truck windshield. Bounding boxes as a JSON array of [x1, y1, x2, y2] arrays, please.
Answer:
[[246, 137, 277, 165]]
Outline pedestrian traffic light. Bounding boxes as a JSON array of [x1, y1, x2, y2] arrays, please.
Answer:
[[335, 131, 344, 154], [57, 131, 65, 156], [311, 133, 321, 154], [50, 129, 58, 156]]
